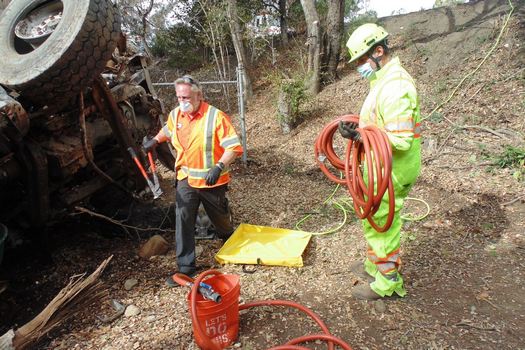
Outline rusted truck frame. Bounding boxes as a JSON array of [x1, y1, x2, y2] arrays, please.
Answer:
[[0, 0, 173, 255]]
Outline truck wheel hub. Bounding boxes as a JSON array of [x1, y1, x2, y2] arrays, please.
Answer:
[[14, 1, 63, 49]]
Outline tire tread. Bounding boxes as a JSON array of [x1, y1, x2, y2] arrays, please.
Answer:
[[12, 0, 121, 106]]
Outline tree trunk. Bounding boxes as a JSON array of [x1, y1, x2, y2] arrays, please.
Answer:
[[226, 0, 253, 101], [323, 0, 344, 82], [279, 0, 289, 45], [300, 0, 321, 95], [278, 79, 294, 133]]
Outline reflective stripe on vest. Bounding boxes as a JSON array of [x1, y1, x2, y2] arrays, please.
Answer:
[[162, 124, 172, 139], [180, 165, 229, 179], [204, 106, 218, 169], [169, 103, 237, 188]]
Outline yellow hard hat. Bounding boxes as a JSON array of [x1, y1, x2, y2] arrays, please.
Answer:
[[346, 23, 388, 63]]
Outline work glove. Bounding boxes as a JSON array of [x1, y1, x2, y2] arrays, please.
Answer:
[[143, 137, 158, 153], [338, 121, 361, 142], [205, 163, 224, 186]]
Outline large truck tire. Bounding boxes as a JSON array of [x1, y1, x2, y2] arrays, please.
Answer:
[[0, 0, 121, 107]]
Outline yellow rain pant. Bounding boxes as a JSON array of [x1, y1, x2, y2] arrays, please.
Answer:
[[362, 156, 420, 297], [357, 56, 422, 297]]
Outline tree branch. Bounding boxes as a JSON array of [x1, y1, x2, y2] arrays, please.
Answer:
[[73, 206, 175, 234]]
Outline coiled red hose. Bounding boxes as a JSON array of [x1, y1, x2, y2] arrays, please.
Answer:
[[183, 270, 353, 350], [314, 115, 394, 232]]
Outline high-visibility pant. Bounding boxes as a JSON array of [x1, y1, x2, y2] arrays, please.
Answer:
[[362, 172, 416, 297]]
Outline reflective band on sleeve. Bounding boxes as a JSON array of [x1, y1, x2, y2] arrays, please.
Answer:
[[384, 119, 414, 133], [221, 135, 241, 149]]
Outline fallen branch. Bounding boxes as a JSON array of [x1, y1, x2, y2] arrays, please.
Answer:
[[454, 322, 497, 332], [500, 193, 525, 206], [0, 256, 113, 350], [459, 125, 511, 140], [480, 298, 499, 309], [424, 122, 516, 165], [73, 206, 175, 233], [435, 161, 496, 170]]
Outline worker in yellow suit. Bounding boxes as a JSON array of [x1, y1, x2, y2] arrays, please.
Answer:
[[339, 23, 422, 300]]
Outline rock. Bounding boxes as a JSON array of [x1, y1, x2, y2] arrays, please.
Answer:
[[138, 235, 169, 259], [124, 279, 138, 291], [124, 305, 141, 317]]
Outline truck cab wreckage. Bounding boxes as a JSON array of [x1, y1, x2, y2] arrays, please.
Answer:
[[0, 0, 174, 255]]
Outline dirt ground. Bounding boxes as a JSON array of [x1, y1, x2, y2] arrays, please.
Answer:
[[1, 1, 524, 349]]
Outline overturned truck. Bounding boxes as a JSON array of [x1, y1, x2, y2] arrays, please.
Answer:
[[0, 0, 173, 249]]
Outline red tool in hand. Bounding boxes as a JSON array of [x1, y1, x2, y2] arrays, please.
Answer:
[[127, 147, 163, 199]]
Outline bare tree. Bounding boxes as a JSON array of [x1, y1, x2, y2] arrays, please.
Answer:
[[141, 0, 154, 41], [299, 0, 321, 95], [114, 0, 155, 50], [192, 0, 234, 109], [226, 0, 253, 101]]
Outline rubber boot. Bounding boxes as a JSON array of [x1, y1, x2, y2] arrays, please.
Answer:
[[350, 261, 374, 282], [351, 284, 382, 300]]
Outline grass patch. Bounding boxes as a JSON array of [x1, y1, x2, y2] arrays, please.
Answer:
[[492, 146, 525, 181]]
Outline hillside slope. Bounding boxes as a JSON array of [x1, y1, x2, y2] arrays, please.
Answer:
[[1, 0, 523, 349], [226, 0, 525, 348]]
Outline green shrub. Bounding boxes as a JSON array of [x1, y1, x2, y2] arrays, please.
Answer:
[[494, 146, 525, 181], [495, 146, 525, 168], [277, 77, 309, 127]]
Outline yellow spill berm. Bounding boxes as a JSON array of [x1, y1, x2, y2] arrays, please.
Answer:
[[215, 223, 312, 267]]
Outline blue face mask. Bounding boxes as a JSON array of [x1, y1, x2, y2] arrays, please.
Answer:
[[357, 62, 375, 80]]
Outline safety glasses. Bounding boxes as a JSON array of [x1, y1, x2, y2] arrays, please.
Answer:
[[176, 75, 200, 89]]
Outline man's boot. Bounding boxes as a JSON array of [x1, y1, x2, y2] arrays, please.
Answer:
[[351, 284, 382, 300], [349, 261, 374, 282]]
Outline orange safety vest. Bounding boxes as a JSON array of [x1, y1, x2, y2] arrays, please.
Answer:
[[164, 102, 243, 188]]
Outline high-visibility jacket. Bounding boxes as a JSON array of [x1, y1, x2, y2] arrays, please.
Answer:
[[163, 101, 243, 188], [359, 56, 421, 186]]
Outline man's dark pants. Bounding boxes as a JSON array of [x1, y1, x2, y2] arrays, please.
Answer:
[[175, 178, 233, 275]]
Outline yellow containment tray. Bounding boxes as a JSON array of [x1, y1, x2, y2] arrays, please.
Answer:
[[215, 223, 313, 267]]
